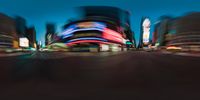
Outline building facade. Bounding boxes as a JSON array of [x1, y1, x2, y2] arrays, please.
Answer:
[[26, 27, 36, 48], [154, 12, 200, 51], [0, 13, 18, 49], [59, 6, 134, 52], [15, 16, 27, 37], [165, 12, 200, 51], [154, 16, 173, 47], [45, 23, 56, 45], [140, 17, 151, 48]]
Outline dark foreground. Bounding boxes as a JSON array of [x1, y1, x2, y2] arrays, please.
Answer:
[[0, 51, 200, 100]]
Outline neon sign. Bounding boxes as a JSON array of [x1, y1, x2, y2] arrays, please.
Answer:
[[102, 28, 125, 44], [142, 18, 151, 44], [19, 37, 29, 47], [60, 22, 106, 37]]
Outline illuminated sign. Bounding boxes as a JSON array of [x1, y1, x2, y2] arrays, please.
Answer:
[[47, 34, 53, 43], [60, 22, 106, 37], [100, 44, 109, 51], [103, 33, 123, 43], [19, 37, 29, 47], [77, 22, 105, 29], [102, 28, 125, 44], [142, 18, 151, 44], [143, 31, 150, 43], [126, 41, 132, 45], [77, 22, 95, 28]]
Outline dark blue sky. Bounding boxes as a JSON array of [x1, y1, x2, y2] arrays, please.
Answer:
[[0, 0, 199, 45]]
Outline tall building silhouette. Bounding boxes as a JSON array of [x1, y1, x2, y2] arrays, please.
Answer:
[[45, 23, 56, 45], [0, 13, 18, 48], [26, 26, 36, 48]]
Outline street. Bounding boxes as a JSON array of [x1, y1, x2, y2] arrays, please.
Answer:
[[0, 51, 200, 100]]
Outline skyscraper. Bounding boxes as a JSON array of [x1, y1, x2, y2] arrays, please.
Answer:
[[138, 17, 151, 48], [45, 23, 56, 45], [0, 13, 18, 49], [82, 6, 134, 44], [26, 26, 36, 48], [15, 16, 27, 37], [165, 12, 200, 51], [155, 16, 173, 46], [59, 6, 135, 52]]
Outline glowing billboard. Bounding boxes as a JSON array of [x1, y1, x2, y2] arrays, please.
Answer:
[[61, 21, 126, 46], [19, 37, 29, 47], [142, 18, 151, 44], [102, 28, 124, 44], [100, 44, 109, 51], [60, 22, 106, 37]]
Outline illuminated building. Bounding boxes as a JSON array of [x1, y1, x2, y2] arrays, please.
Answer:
[[82, 6, 134, 45], [0, 13, 18, 49], [142, 18, 151, 46], [59, 6, 134, 52], [138, 17, 151, 48], [60, 21, 125, 52]]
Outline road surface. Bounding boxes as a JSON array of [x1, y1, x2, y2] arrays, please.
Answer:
[[0, 51, 200, 100]]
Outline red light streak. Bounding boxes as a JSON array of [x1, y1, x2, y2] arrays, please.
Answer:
[[102, 28, 124, 44], [103, 28, 122, 38]]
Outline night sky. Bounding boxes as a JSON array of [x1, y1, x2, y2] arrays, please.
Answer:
[[0, 0, 199, 45]]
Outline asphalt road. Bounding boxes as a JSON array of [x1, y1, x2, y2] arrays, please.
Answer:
[[0, 51, 200, 100]]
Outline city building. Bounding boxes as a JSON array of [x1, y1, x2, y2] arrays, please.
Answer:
[[15, 16, 32, 49], [165, 12, 200, 51], [59, 6, 135, 52], [0, 14, 37, 50], [15, 16, 27, 37], [138, 17, 151, 48], [153, 16, 173, 47], [81, 6, 135, 46], [26, 26, 36, 48], [45, 23, 56, 45], [0, 13, 18, 49], [152, 25, 159, 46], [154, 12, 200, 51]]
